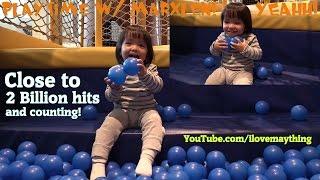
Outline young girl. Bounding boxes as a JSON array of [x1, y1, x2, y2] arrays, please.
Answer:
[[90, 25, 165, 179], [205, 3, 262, 85]]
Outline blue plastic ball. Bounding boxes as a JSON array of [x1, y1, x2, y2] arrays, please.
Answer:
[[82, 105, 98, 120], [62, 162, 72, 175], [72, 152, 91, 171], [311, 174, 320, 180], [106, 161, 120, 172], [203, 57, 216, 68], [208, 168, 231, 180], [177, 104, 192, 118], [307, 159, 320, 177], [256, 66, 268, 79], [255, 100, 270, 115], [206, 151, 226, 170], [168, 170, 189, 180], [75, 176, 88, 180], [284, 149, 304, 161], [123, 57, 139, 76], [59, 175, 76, 180], [116, 175, 135, 180], [295, 178, 309, 180], [226, 36, 242, 50], [163, 106, 176, 122], [0, 148, 16, 162], [21, 165, 45, 180], [253, 63, 261, 76], [283, 158, 306, 179], [301, 146, 320, 162], [16, 151, 35, 165], [137, 176, 153, 180], [248, 174, 267, 180], [251, 157, 267, 169], [0, 162, 10, 179], [17, 141, 37, 154], [263, 145, 284, 165], [108, 65, 127, 85], [49, 175, 62, 180], [187, 145, 206, 164], [0, 156, 9, 164], [152, 166, 166, 177], [168, 165, 184, 173], [9, 160, 29, 180], [153, 171, 169, 180], [291, 105, 308, 121], [127, 171, 136, 178], [225, 36, 233, 50], [160, 160, 169, 171], [268, 164, 284, 171], [264, 168, 287, 180], [107, 169, 124, 179], [248, 164, 266, 176], [57, 144, 76, 162], [272, 62, 284, 75], [156, 105, 164, 117], [225, 161, 230, 169], [42, 155, 63, 177], [183, 162, 205, 180], [121, 163, 136, 175], [200, 164, 207, 178], [237, 160, 250, 170], [231, 36, 242, 44], [34, 154, 48, 168], [68, 169, 86, 177], [167, 146, 186, 165], [227, 162, 248, 180]]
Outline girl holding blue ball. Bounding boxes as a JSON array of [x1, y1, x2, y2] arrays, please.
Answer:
[[205, 3, 263, 85], [90, 25, 165, 179]]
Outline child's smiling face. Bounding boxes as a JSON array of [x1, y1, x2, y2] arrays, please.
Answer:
[[121, 37, 147, 62], [223, 17, 245, 37]]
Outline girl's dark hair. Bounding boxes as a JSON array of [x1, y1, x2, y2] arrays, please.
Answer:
[[115, 25, 154, 66], [221, 3, 252, 34]]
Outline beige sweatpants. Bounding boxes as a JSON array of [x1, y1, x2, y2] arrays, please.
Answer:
[[91, 108, 165, 164], [205, 67, 253, 85]]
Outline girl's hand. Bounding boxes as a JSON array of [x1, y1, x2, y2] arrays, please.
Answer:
[[213, 39, 228, 51], [231, 37, 248, 52], [104, 77, 122, 90], [137, 59, 147, 76]]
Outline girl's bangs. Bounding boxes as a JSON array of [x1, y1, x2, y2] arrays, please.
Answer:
[[224, 8, 239, 19], [125, 29, 144, 40]]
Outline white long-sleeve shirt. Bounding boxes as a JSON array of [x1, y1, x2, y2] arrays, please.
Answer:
[[105, 64, 163, 110]]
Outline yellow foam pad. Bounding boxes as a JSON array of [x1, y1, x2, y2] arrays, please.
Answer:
[[0, 27, 63, 49], [0, 46, 169, 69]]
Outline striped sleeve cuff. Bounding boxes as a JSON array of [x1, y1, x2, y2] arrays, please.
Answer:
[[105, 87, 121, 102]]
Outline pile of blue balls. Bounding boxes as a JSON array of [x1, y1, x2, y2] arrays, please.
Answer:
[[101, 144, 320, 180], [255, 100, 309, 121], [157, 104, 192, 122], [255, 62, 284, 80], [108, 58, 139, 85], [0, 141, 91, 180]]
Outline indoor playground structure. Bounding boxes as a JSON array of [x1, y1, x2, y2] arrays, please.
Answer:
[[0, 0, 320, 179]]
